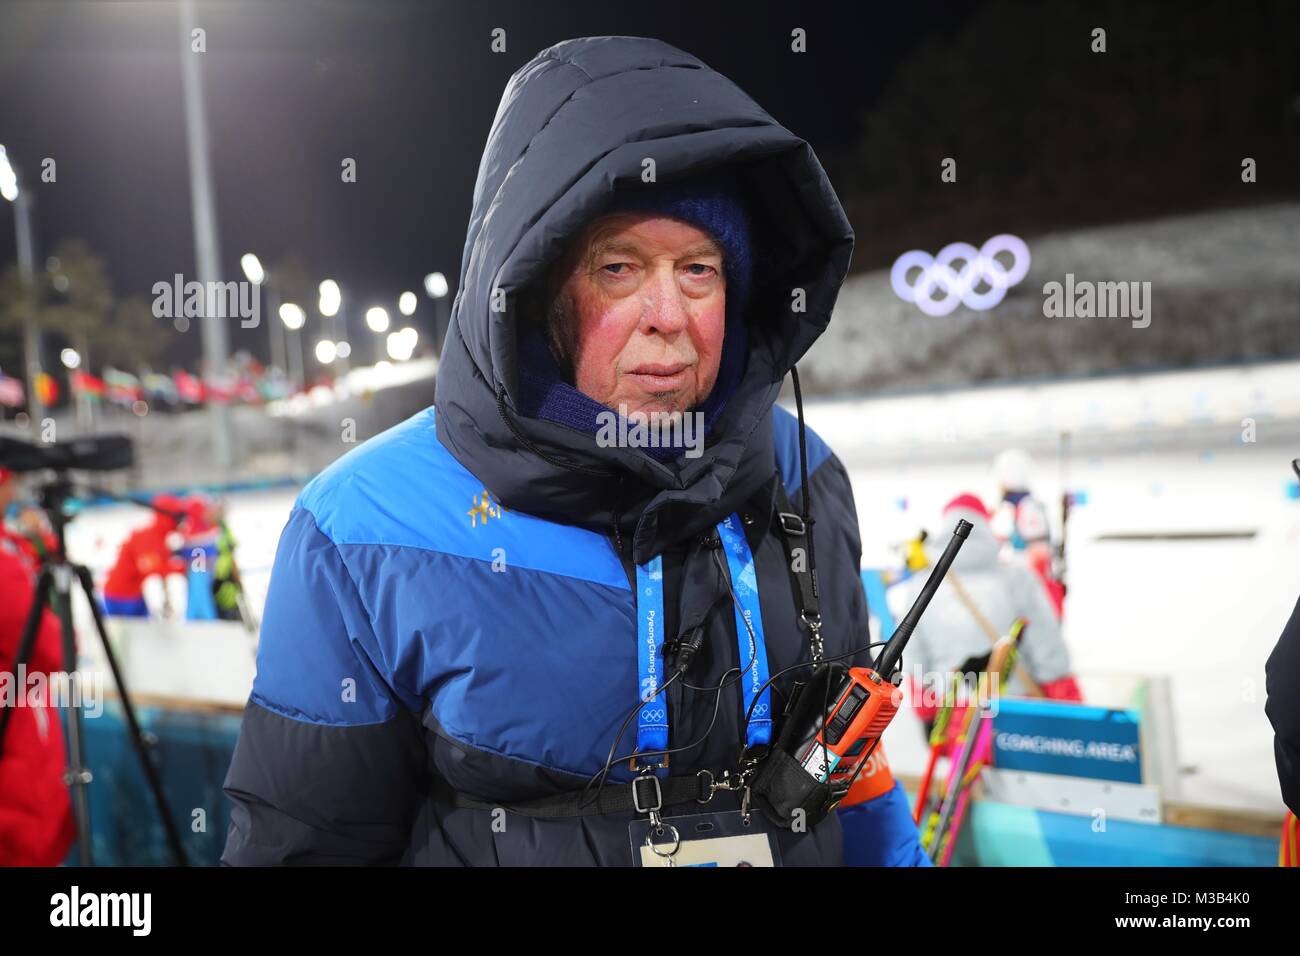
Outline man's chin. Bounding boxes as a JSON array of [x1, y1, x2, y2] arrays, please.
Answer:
[[617, 393, 694, 418]]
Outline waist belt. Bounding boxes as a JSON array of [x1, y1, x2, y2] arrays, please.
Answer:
[[434, 771, 738, 819]]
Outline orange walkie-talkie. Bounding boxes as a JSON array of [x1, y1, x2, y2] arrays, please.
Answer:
[[751, 519, 972, 827]]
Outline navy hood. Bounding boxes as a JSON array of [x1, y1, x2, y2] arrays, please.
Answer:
[[433, 35, 853, 563]]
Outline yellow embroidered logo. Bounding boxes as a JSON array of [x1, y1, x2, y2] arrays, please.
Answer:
[[467, 488, 507, 527]]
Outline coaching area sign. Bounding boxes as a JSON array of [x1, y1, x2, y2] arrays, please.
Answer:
[[991, 698, 1143, 784]]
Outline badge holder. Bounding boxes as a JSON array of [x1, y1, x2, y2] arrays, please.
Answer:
[[629, 769, 781, 868]]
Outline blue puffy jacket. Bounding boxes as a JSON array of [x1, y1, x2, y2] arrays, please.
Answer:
[[222, 35, 928, 867]]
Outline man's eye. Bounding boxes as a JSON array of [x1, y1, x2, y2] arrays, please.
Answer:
[[684, 263, 718, 277], [601, 262, 631, 276]]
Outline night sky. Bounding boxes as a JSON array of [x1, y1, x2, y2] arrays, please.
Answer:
[[0, 0, 964, 366]]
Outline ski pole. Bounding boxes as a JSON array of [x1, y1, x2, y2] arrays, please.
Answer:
[[926, 619, 1028, 861], [914, 670, 963, 825]]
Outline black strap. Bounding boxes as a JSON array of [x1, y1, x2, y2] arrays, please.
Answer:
[[772, 478, 820, 627], [435, 772, 718, 819]]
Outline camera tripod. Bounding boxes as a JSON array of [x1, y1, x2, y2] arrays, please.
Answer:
[[0, 475, 186, 866]]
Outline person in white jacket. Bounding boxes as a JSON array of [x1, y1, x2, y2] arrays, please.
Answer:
[[888, 493, 1083, 728]]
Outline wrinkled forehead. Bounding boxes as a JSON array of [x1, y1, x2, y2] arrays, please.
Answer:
[[572, 212, 724, 267]]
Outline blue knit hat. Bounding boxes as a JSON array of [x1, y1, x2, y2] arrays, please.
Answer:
[[604, 171, 753, 315]]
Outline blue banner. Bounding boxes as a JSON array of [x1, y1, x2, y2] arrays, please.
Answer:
[[991, 699, 1142, 784]]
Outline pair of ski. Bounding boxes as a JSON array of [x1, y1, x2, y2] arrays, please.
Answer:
[[915, 618, 1028, 866]]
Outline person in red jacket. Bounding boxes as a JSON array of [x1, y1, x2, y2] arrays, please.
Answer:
[[989, 450, 1067, 618], [0, 535, 76, 865], [0, 469, 50, 576], [101, 495, 190, 617]]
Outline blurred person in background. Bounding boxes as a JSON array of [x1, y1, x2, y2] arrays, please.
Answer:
[[0, 500, 76, 866], [101, 495, 190, 618], [890, 493, 1083, 736], [0, 469, 55, 576], [210, 504, 249, 625], [0, 468, 21, 556], [11, 506, 57, 574], [990, 448, 1065, 617], [176, 496, 248, 624], [179, 496, 221, 621], [1267, 594, 1300, 864]]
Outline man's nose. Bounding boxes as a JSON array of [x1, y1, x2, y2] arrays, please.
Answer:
[[638, 267, 689, 335]]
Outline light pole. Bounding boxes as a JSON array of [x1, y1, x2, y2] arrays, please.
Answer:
[[59, 347, 91, 431], [365, 306, 390, 365], [1, 145, 44, 425], [178, 0, 233, 471], [240, 253, 287, 384], [424, 271, 449, 356], [318, 279, 344, 380], [279, 303, 306, 391]]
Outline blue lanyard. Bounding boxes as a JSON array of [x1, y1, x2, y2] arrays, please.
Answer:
[[633, 514, 771, 770], [634, 554, 668, 769], [716, 514, 773, 749]]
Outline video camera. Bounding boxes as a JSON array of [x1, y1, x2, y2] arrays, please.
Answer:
[[0, 433, 134, 473]]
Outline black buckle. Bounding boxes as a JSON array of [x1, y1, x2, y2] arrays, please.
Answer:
[[826, 780, 852, 812], [631, 773, 663, 814], [778, 512, 806, 536]]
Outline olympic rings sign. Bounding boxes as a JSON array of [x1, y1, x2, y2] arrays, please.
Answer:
[[641, 708, 666, 722], [890, 234, 1031, 316]]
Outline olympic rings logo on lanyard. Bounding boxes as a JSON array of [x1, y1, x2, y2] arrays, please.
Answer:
[[890, 234, 1031, 316]]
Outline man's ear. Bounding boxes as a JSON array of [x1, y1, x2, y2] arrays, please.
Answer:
[[530, 225, 590, 381], [544, 287, 577, 382]]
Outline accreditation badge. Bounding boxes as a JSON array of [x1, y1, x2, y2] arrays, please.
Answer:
[[629, 811, 781, 868]]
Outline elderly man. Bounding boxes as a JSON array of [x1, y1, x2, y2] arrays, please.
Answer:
[[223, 36, 926, 866]]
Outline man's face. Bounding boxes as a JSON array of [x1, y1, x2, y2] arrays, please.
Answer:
[[554, 213, 726, 417], [17, 506, 44, 535]]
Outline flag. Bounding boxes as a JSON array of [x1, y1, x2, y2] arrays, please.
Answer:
[[142, 372, 178, 404], [103, 368, 143, 406], [72, 371, 105, 402], [205, 375, 237, 405], [0, 372, 24, 408], [36, 371, 60, 407], [235, 375, 261, 404], [174, 370, 205, 404]]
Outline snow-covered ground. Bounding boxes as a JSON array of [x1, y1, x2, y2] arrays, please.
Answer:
[[58, 359, 1300, 817]]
